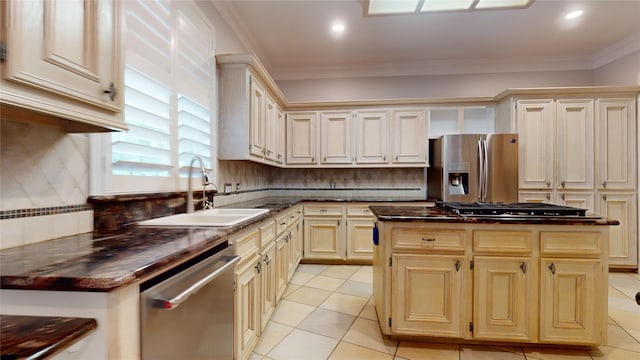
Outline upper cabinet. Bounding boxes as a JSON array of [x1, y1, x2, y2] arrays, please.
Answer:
[[286, 112, 317, 165], [1, 0, 125, 132], [392, 109, 426, 164], [355, 110, 389, 164], [596, 98, 636, 190], [320, 111, 353, 164], [218, 54, 287, 166]]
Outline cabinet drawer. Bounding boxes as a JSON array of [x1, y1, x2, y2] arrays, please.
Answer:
[[231, 229, 260, 264], [304, 205, 345, 217], [540, 231, 602, 256], [290, 206, 303, 223], [391, 227, 466, 252], [260, 220, 276, 248], [275, 213, 289, 235], [473, 230, 534, 254], [347, 204, 374, 217]]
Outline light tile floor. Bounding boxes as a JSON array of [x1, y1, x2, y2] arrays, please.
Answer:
[[250, 265, 640, 360]]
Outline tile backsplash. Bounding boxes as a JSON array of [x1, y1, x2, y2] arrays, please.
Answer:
[[1, 119, 94, 249]]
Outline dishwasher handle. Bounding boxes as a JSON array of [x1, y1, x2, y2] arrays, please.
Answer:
[[152, 254, 240, 310]]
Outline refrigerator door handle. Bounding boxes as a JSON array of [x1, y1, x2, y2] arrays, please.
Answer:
[[478, 140, 485, 202], [482, 139, 489, 202]]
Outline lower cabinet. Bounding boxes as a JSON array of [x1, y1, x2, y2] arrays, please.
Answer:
[[374, 222, 609, 346], [539, 258, 603, 344], [391, 254, 466, 337], [473, 257, 537, 342], [234, 254, 261, 360], [260, 240, 276, 332], [275, 231, 290, 302]]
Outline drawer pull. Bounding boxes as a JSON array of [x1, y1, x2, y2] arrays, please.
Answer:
[[264, 254, 270, 265], [455, 260, 461, 272], [548, 263, 556, 275], [280, 222, 287, 226], [520, 262, 527, 274], [422, 238, 436, 242], [255, 261, 262, 274]]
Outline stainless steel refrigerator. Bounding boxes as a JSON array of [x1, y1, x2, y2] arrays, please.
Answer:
[[427, 134, 518, 203]]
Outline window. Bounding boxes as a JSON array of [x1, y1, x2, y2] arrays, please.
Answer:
[[91, 0, 215, 194]]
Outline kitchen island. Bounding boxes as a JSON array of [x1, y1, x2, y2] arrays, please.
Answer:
[[370, 204, 617, 346]]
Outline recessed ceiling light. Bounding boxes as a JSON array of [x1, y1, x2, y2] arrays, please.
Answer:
[[331, 23, 345, 33], [565, 10, 583, 20]]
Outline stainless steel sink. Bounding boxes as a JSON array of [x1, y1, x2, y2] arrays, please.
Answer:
[[137, 208, 269, 227]]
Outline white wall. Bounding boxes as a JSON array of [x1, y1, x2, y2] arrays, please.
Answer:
[[593, 50, 640, 86], [275, 70, 595, 102]]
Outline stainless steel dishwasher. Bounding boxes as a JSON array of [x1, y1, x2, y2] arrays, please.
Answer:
[[140, 244, 239, 360]]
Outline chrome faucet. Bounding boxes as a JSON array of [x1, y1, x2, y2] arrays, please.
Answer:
[[187, 156, 213, 213]]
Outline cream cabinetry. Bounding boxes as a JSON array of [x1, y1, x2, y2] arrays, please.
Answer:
[[373, 221, 609, 346], [218, 54, 286, 166], [320, 111, 353, 164], [598, 192, 637, 267], [596, 98, 636, 190], [506, 92, 638, 269], [303, 203, 376, 261], [1, 0, 125, 131], [355, 110, 389, 164], [259, 221, 277, 332], [392, 109, 427, 164], [303, 204, 345, 260], [287, 112, 317, 165], [392, 254, 466, 337]]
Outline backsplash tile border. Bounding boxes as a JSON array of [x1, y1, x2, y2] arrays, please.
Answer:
[[0, 204, 93, 220]]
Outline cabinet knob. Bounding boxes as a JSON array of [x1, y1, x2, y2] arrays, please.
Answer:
[[255, 261, 262, 274], [264, 254, 270, 265], [602, 194, 607, 201], [546, 193, 551, 200], [520, 262, 527, 274], [548, 263, 556, 275], [561, 181, 565, 188], [455, 260, 461, 272], [546, 181, 551, 188], [602, 181, 607, 188], [561, 193, 565, 201], [103, 82, 118, 101]]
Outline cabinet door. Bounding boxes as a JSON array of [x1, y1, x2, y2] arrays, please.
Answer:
[[275, 232, 290, 302], [235, 256, 261, 360], [391, 254, 465, 338], [556, 100, 594, 190], [260, 242, 276, 332], [250, 76, 267, 157], [275, 107, 286, 164], [347, 218, 374, 260], [473, 257, 537, 342], [4, 0, 121, 111], [303, 218, 344, 259], [287, 112, 317, 164], [518, 191, 555, 204], [517, 100, 554, 189], [264, 95, 278, 161], [557, 191, 596, 214], [320, 111, 353, 164], [598, 192, 638, 268], [355, 110, 389, 164], [392, 109, 426, 164], [596, 98, 637, 190], [540, 259, 603, 345]]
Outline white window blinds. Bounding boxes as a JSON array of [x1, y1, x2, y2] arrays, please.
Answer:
[[91, 0, 215, 194]]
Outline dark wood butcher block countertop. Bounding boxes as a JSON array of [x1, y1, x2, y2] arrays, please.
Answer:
[[0, 315, 97, 359], [369, 205, 619, 225]]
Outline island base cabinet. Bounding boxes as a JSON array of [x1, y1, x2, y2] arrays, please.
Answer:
[[539, 259, 604, 345], [472, 257, 537, 342], [391, 254, 466, 338]]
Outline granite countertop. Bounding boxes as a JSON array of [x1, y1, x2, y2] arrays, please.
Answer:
[[0, 197, 429, 292], [0, 315, 97, 359], [0, 226, 228, 292], [369, 205, 619, 225]]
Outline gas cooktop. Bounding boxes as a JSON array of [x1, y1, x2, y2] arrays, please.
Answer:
[[435, 201, 588, 217]]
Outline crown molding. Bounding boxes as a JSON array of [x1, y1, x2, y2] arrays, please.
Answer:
[[592, 31, 640, 69]]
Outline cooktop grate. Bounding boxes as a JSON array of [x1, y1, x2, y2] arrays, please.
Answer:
[[435, 201, 587, 217]]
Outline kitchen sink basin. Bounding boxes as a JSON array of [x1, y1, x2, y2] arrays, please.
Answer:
[[137, 208, 270, 227]]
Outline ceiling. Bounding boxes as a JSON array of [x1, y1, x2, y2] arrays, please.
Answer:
[[213, 0, 640, 81]]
